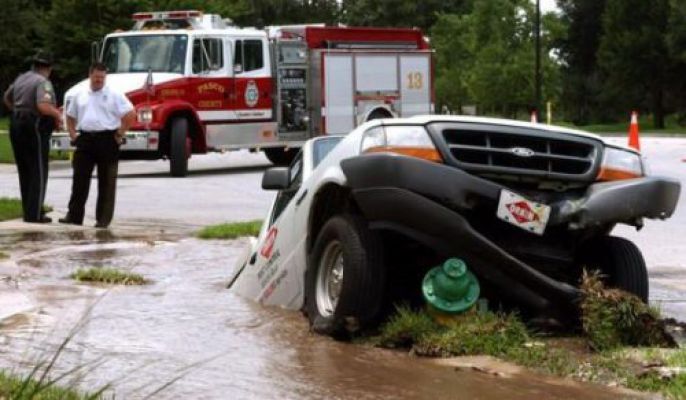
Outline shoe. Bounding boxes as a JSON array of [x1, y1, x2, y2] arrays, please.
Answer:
[[58, 217, 82, 225], [25, 216, 52, 223], [94, 222, 109, 229]]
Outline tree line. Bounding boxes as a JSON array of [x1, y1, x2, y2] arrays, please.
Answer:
[[1, 0, 684, 128]]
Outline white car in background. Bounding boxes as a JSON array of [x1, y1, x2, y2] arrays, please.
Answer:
[[228, 115, 680, 337]]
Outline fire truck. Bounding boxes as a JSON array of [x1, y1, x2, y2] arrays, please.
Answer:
[[51, 10, 434, 176]]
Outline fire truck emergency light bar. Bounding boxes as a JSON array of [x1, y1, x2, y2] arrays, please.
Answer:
[[132, 10, 202, 20]]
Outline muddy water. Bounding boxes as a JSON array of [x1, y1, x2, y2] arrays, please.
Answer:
[[0, 231, 645, 399]]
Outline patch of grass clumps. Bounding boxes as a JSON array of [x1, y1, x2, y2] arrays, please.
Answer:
[[374, 284, 684, 397], [0, 370, 96, 399], [377, 306, 529, 358], [581, 271, 676, 351], [197, 220, 262, 240], [71, 267, 147, 285]]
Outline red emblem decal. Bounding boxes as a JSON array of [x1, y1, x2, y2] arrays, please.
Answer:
[[260, 227, 278, 259], [506, 201, 540, 224]]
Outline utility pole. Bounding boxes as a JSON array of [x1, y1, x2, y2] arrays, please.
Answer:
[[534, 0, 542, 117]]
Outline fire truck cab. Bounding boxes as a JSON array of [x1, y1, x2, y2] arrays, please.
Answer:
[[51, 10, 433, 176]]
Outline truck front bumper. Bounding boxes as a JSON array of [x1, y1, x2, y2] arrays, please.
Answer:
[[50, 130, 160, 152], [340, 153, 681, 311]]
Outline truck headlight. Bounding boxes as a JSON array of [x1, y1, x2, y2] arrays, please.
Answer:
[[597, 146, 644, 181], [137, 107, 153, 124], [360, 125, 443, 163]]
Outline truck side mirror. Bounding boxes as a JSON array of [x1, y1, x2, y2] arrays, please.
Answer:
[[262, 167, 290, 190]]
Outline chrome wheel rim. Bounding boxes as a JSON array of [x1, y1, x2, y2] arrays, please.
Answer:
[[316, 240, 344, 317]]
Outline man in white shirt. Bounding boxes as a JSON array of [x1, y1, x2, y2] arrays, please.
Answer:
[[59, 62, 135, 228]]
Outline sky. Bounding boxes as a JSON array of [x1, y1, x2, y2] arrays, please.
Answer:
[[540, 0, 559, 13]]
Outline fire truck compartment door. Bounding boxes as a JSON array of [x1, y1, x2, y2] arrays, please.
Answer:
[[354, 55, 398, 93], [399, 54, 431, 116], [323, 54, 354, 134]]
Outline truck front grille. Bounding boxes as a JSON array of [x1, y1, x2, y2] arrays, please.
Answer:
[[435, 124, 602, 183]]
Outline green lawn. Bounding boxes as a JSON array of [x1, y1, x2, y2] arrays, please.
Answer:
[[0, 198, 23, 221], [0, 132, 70, 164], [0, 133, 13, 163], [558, 114, 686, 134], [0, 117, 8, 131]]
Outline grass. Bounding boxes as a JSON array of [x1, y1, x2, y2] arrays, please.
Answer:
[[0, 371, 96, 400], [0, 117, 7, 131], [0, 198, 53, 222], [371, 274, 683, 397], [0, 132, 70, 164], [0, 197, 24, 221], [0, 251, 8, 259], [70, 267, 147, 285], [197, 220, 262, 240]]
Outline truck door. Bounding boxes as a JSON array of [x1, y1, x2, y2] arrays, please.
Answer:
[[190, 36, 233, 123], [231, 37, 273, 122]]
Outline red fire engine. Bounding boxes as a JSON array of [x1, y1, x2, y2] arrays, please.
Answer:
[[52, 10, 434, 176]]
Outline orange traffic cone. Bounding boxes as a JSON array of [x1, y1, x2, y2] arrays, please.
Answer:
[[628, 111, 640, 151], [530, 110, 538, 124]]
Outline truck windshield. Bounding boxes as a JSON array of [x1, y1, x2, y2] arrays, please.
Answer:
[[102, 35, 188, 74]]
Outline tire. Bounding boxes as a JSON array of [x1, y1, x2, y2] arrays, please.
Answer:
[[264, 147, 297, 166], [366, 109, 392, 122], [305, 214, 386, 336], [169, 117, 189, 177], [579, 236, 648, 302]]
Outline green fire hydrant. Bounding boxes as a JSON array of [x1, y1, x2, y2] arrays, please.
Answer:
[[422, 258, 480, 318]]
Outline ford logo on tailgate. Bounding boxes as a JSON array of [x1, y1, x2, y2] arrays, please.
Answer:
[[510, 147, 535, 158]]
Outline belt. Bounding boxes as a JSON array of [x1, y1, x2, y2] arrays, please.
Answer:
[[13, 110, 36, 118], [79, 129, 117, 135]]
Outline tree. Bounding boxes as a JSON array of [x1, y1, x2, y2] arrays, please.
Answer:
[[431, 0, 559, 117], [342, 0, 470, 32], [0, 0, 42, 115], [597, 0, 671, 128], [555, 0, 607, 124]]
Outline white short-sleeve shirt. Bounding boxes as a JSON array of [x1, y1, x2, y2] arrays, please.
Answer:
[[66, 85, 134, 131]]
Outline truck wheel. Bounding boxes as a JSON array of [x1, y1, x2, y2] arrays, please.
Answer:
[[169, 117, 190, 177], [366, 109, 393, 121], [579, 236, 648, 302], [305, 214, 386, 337], [264, 147, 296, 166]]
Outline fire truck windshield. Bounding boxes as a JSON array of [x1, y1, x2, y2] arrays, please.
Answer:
[[102, 34, 188, 74]]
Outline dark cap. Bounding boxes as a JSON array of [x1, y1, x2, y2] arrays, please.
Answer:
[[31, 50, 54, 67]]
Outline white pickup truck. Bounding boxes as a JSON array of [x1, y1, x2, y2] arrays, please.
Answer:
[[229, 115, 681, 337]]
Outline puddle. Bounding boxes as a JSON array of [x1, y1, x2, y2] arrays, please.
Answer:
[[0, 233, 648, 399]]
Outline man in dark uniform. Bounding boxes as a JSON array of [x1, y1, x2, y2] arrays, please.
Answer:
[[59, 62, 135, 229], [3, 51, 62, 223]]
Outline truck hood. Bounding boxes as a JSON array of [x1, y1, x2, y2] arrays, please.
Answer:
[[63, 73, 183, 100]]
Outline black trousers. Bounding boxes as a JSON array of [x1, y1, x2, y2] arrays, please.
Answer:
[[66, 131, 120, 226], [9, 113, 51, 222]]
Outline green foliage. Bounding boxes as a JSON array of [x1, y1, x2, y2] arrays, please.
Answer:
[[342, 0, 469, 32], [0, 197, 23, 221], [0, 371, 96, 399], [598, 0, 672, 128], [71, 267, 147, 285], [197, 220, 262, 240], [580, 272, 675, 351], [431, 0, 560, 117]]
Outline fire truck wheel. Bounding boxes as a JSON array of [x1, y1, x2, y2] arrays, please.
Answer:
[[264, 147, 297, 166], [578, 236, 648, 302], [169, 117, 189, 177], [305, 214, 386, 337]]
